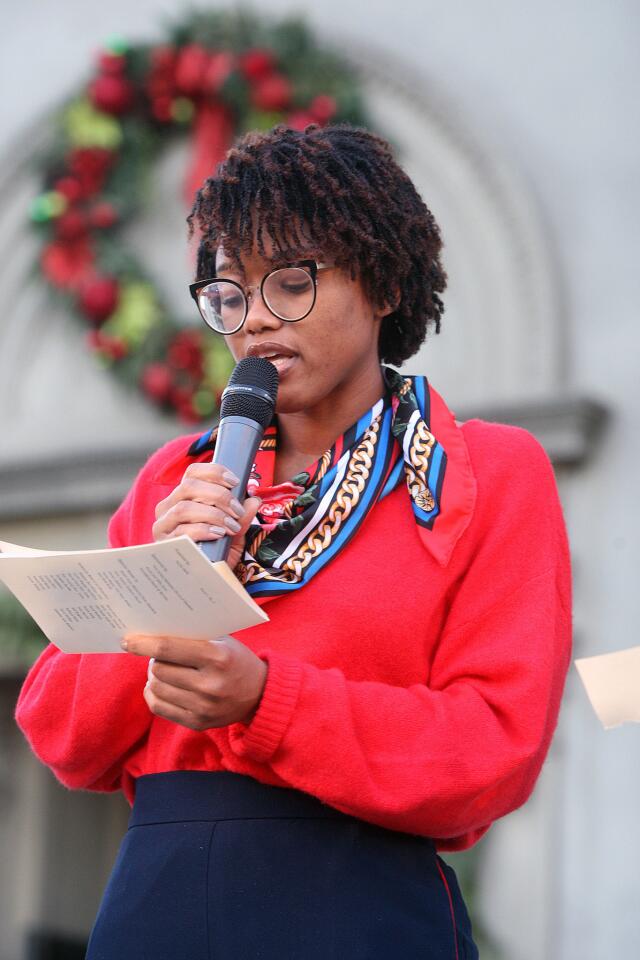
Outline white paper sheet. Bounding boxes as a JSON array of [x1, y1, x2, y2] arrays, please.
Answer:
[[575, 646, 640, 729], [0, 535, 268, 654]]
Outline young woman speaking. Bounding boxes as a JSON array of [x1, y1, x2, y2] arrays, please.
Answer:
[[17, 123, 572, 959]]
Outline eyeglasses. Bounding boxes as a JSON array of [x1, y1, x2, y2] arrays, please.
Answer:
[[189, 260, 333, 335]]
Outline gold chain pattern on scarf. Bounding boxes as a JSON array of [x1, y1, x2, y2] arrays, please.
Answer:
[[239, 418, 379, 585], [236, 375, 437, 588], [315, 448, 333, 482], [406, 419, 436, 511]]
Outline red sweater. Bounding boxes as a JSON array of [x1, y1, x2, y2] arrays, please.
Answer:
[[15, 401, 572, 852]]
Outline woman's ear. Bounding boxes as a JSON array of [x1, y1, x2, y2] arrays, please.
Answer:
[[377, 287, 400, 319]]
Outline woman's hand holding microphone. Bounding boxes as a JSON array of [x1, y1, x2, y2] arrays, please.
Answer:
[[121, 462, 268, 730], [151, 461, 261, 570]]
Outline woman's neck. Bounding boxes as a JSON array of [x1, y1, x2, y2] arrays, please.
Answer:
[[273, 366, 386, 484]]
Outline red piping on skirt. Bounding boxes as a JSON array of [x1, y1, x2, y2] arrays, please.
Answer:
[[436, 858, 459, 960]]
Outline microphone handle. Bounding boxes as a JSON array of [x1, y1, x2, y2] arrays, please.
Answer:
[[197, 416, 265, 563]]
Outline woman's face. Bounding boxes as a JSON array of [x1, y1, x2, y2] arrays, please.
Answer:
[[214, 241, 385, 416]]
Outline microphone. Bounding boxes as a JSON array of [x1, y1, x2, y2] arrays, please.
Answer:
[[197, 357, 279, 563]]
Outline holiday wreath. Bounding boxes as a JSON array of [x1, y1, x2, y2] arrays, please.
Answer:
[[30, 11, 369, 422]]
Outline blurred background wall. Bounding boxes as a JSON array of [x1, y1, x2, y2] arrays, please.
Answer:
[[0, 2, 638, 958]]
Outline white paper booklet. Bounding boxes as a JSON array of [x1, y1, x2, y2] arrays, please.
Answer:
[[575, 646, 640, 729], [0, 535, 268, 654]]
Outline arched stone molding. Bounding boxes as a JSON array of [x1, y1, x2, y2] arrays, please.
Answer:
[[342, 43, 570, 404]]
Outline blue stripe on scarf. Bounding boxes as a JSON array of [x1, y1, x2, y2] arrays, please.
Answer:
[[356, 407, 374, 438], [380, 457, 404, 499], [308, 406, 392, 572]]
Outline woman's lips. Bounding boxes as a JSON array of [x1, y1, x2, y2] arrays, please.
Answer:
[[267, 354, 296, 377], [245, 343, 298, 378]]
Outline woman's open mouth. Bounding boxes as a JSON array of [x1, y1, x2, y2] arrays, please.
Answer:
[[246, 343, 298, 378]]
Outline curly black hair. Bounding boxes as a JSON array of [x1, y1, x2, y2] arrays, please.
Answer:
[[187, 123, 447, 366]]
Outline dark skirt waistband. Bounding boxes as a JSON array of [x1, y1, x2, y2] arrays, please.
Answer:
[[88, 770, 479, 958], [130, 771, 359, 828]]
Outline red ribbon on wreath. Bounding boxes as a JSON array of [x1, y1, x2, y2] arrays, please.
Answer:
[[184, 100, 235, 208]]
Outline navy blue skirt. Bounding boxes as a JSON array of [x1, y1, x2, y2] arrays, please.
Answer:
[[86, 771, 478, 959]]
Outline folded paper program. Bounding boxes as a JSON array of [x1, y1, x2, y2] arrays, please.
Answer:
[[0, 536, 267, 654], [575, 646, 640, 729]]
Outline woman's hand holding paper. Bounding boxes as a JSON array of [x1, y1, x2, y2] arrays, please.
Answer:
[[121, 633, 268, 729]]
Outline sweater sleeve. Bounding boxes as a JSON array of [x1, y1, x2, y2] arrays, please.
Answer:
[[226, 426, 572, 848], [13, 445, 172, 792]]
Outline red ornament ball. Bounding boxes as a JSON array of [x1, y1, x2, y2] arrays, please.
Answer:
[[287, 111, 316, 132], [240, 48, 276, 82], [90, 202, 118, 229], [167, 330, 204, 376], [203, 51, 235, 93], [98, 51, 127, 75], [89, 73, 134, 115], [54, 176, 83, 204], [78, 275, 120, 324], [174, 44, 209, 96], [310, 94, 337, 124], [251, 73, 292, 112], [151, 45, 177, 72], [55, 210, 88, 241], [169, 384, 201, 423], [69, 147, 113, 175], [68, 147, 115, 197], [101, 335, 128, 361], [141, 363, 173, 403], [150, 95, 173, 123], [41, 239, 94, 291]]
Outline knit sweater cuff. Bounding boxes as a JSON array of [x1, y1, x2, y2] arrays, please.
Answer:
[[228, 652, 303, 763]]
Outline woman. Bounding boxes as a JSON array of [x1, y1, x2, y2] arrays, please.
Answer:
[[16, 124, 572, 959]]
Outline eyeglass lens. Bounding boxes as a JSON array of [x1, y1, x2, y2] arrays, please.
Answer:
[[197, 267, 315, 332]]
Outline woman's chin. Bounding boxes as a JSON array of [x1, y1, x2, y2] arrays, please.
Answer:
[[274, 382, 314, 415]]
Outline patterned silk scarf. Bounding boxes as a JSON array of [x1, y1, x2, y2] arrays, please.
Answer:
[[186, 367, 475, 600]]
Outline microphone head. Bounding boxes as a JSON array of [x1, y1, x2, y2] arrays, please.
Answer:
[[220, 357, 279, 427]]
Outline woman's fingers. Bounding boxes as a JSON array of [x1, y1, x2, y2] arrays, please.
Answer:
[[133, 633, 268, 730], [156, 488, 245, 526], [153, 499, 260, 545], [156, 522, 228, 543], [153, 463, 242, 518], [143, 683, 202, 729], [124, 633, 212, 667], [152, 462, 255, 544], [156, 476, 237, 512], [154, 500, 242, 538]]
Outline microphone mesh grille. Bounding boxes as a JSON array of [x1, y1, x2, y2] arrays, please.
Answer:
[[220, 357, 279, 427], [228, 356, 279, 397], [220, 392, 274, 427]]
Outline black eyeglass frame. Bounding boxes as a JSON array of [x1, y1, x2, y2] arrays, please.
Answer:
[[189, 260, 332, 334]]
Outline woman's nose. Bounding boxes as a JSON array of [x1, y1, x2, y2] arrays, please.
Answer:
[[243, 287, 283, 334]]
